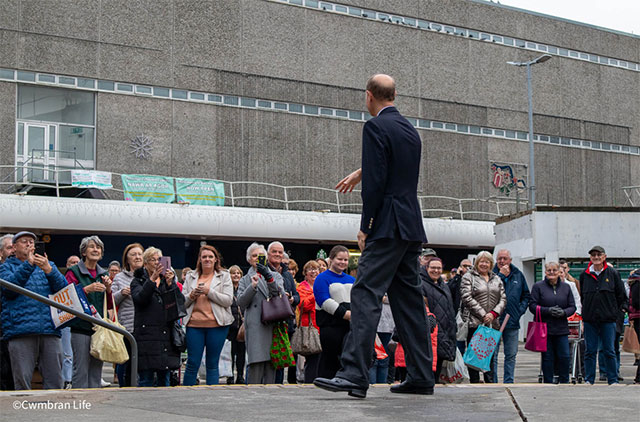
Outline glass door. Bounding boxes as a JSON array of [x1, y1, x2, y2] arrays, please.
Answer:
[[16, 122, 55, 182]]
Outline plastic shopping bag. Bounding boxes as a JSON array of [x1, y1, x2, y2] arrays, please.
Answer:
[[439, 348, 469, 384], [463, 325, 502, 373], [219, 339, 233, 378], [49, 283, 92, 329]]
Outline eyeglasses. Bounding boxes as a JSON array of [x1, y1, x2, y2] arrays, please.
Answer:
[[462, 265, 472, 268], [545, 269, 559, 273]]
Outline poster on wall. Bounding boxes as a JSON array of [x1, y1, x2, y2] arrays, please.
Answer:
[[175, 178, 225, 206], [490, 162, 527, 197], [121, 174, 175, 203], [71, 170, 113, 189]]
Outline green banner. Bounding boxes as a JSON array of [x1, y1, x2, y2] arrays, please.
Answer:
[[175, 178, 225, 206], [121, 174, 175, 203]]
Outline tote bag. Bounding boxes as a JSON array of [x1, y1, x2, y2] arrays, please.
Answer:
[[90, 294, 129, 364], [463, 314, 510, 372], [622, 321, 640, 354], [524, 305, 548, 352]]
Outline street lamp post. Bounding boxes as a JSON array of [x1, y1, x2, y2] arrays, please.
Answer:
[[507, 54, 552, 209]]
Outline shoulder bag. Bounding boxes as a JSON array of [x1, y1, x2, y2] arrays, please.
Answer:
[[90, 293, 129, 364]]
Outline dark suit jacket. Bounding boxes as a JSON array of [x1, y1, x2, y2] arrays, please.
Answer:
[[360, 106, 427, 242]]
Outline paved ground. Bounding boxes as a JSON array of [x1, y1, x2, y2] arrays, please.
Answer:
[[1, 382, 638, 422], [2, 344, 638, 421]]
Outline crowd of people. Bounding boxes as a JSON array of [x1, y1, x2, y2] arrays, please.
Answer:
[[0, 231, 638, 390]]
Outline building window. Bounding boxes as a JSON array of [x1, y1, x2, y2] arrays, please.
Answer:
[[16, 85, 95, 183]]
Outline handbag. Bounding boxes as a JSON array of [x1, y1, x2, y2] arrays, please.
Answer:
[[161, 288, 187, 322], [290, 310, 322, 356], [270, 321, 295, 369], [622, 321, 640, 354], [456, 308, 468, 341], [261, 293, 294, 324], [524, 305, 548, 352], [236, 309, 246, 342], [171, 320, 186, 353], [90, 294, 129, 364]]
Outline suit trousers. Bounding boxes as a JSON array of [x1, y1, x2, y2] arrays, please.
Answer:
[[336, 238, 434, 388]]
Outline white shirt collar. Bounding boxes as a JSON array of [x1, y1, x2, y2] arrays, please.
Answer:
[[377, 105, 393, 116]]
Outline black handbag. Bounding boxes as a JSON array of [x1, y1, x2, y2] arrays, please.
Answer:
[[162, 288, 187, 322], [261, 294, 294, 324], [171, 320, 186, 353]]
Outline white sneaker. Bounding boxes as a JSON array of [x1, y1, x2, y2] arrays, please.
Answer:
[[101, 378, 111, 387]]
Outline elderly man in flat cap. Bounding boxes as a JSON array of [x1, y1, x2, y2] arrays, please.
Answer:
[[0, 231, 68, 389], [579, 245, 627, 385]]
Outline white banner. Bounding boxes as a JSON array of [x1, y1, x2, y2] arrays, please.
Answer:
[[71, 170, 113, 189]]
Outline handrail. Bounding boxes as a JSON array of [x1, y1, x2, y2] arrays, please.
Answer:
[[621, 185, 640, 206], [0, 164, 549, 220], [0, 277, 138, 385]]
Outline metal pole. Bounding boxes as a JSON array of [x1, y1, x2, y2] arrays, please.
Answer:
[[0, 277, 138, 384], [526, 63, 535, 209]]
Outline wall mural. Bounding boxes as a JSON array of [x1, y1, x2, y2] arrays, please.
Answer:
[[490, 162, 527, 197]]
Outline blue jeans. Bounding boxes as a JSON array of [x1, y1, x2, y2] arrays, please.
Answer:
[[368, 332, 392, 384], [584, 321, 617, 384], [597, 333, 621, 377], [493, 328, 519, 383], [138, 369, 169, 387], [60, 327, 73, 383], [183, 326, 229, 386], [542, 334, 570, 383]]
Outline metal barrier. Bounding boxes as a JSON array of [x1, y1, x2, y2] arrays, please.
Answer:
[[0, 277, 138, 386], [0, 164, 536, 220]]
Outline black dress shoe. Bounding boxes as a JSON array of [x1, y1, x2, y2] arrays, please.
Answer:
[[390, 381, 434, 395], [313, 377, 367, 398]]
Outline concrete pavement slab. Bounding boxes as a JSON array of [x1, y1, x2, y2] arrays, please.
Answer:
[[1, 383, 638, 422]]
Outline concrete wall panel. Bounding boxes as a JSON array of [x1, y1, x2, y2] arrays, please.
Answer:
[[20, 0, 99, 41], [0, 82, 16, 167], [99, 0, 173, 50]]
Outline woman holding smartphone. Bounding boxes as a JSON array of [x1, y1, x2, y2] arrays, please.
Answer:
[[130, 247, 182, 387], [237, 242, 285, 384], [182, 245, 234, 385]]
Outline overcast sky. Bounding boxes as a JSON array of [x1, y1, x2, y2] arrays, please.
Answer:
[[496, 0, 639, 35]]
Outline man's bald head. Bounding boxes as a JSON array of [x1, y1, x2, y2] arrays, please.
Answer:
[[366, 74, 396, 102]]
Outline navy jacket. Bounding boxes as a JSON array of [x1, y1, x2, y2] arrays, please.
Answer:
[[360, 106, 427, 242], [579, 262, 626, 323], [529, 278, 576, 336], [0, 256, 68, 340], [493, 264, 531, 330]]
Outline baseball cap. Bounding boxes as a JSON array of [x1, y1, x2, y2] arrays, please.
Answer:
[[588, 245, 605, 255], [12, 231, 37, 243], [421, 248, 437, 257]]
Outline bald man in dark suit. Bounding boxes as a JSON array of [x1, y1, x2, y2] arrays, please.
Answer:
[[314, 74, 434, 398]]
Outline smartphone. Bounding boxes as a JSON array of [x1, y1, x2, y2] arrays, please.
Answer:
[[257, 254, 267, 266], [159, 256, 171, 276], [34, 241, 46, 256]]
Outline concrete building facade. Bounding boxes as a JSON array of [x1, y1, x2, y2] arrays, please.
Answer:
[[1, 0, 639, 218]]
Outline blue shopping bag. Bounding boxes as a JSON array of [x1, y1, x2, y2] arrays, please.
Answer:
[[463, 315, 510, 373]]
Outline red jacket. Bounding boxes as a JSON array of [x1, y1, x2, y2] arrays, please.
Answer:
[[297, 281, 318, 330], [395, 306, 438, 372]]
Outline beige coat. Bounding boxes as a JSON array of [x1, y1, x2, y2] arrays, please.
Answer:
[[460, 269, 506, 330], [182, 270, 234, 326]]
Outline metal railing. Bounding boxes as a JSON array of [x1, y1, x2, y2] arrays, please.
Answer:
[[622, 185, 640, 206], [0, 277, 138, 385], [0, 164, 536, 220]]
